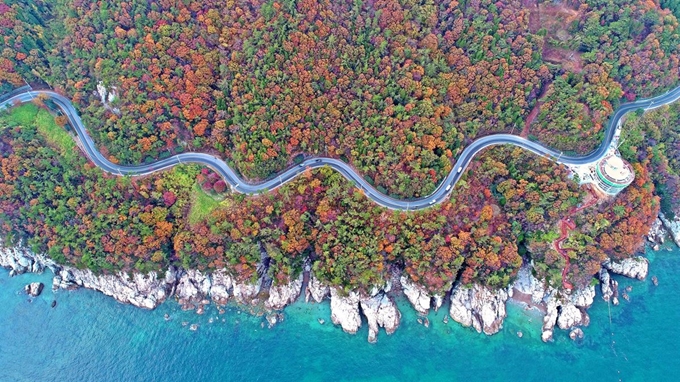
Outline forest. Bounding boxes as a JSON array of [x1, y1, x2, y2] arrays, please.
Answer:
[[0, 0, 677, 294]]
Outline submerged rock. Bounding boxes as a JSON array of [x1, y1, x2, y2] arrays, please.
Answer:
[[360, 292, 401, 343], [569, 328, 584, 341], [604, 257, 649, 280], [400, 276, 431, 315], [330, 288, 362, 334], [449, 283, 508, 335]]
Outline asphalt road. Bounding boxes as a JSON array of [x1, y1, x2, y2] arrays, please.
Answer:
[[2, 86, 680, 210]]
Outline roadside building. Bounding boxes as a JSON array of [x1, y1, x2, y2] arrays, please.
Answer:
[[593, 154, 634, 195]]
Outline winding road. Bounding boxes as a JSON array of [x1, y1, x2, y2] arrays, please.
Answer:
[[2, 86, 680, 210]]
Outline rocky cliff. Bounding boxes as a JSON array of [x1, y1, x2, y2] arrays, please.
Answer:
[[659, 212, 680, 247], [0, 239, 656, 343], [603, 256, 649, 280], [449, 283, 508, 335]]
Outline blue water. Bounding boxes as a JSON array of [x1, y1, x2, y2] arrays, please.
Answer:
[[1, 246, 679, 381]]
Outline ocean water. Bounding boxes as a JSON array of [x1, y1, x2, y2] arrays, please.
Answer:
[[1, 246, 679, 382]]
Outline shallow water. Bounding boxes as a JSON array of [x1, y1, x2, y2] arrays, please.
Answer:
[[1, 246, 679, 381]]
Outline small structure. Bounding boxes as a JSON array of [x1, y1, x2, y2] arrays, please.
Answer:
[[594, 155, 634, 195]]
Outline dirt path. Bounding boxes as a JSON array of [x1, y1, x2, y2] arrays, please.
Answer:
[[553, 188, 599, 290]]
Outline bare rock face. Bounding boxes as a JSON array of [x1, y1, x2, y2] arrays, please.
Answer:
[[0, 240, 56, 276], [330, 288, 362, 334], [598, 268, 618, 302], [305, 274, 330, 303], [25, 282, 44, 297], [603, 257, 649, 280], [512, 264, 546, 304], [176, 270, 211, 307], [209, 270, 232, 305], [449, 283, 508, 335], [556, 304, 584, 330], [232, 278, 262, 305], [570, 285, 596, 308], [659, 212, 680, 247], [400, 276, 431, 315], [647, 218, 666, 245], [541, 286, 594, 340], [432, 294, 444, 312], [53, 267, 178, 310], [266, 274, 303, 311], [360, 292, 401, 343]]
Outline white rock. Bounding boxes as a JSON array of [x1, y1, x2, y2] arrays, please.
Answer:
[[360, 292, 401, 343], [266, 274, 303, 311], [400, 276, 431, 315], [604, 256, 649, 280], [449, 283, 508, 335], [570, 285, 595, 308], [557, 304, 583, 330], [232, 278, 261, 305], [599, 268, 614, 301], [512, 263, 546, 304], [659, 212, 680, 247], [330, 288, 362, 334], [25, 282, 44, 297], [209, 270, 232, 305], [305, 274, 330, 303], [647, 218, 666, 244]]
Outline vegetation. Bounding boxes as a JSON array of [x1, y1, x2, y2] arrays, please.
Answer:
[[0, 0, 677, 293]]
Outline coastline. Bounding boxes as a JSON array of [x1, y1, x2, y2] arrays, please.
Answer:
[[2, 212, 674, 343]]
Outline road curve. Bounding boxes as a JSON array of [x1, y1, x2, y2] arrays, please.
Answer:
[[2, 86, 680, 210]]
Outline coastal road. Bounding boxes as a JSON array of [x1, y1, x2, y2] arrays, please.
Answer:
[[2, 86, 680, 210]]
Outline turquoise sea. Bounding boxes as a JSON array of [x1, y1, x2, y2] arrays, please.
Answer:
[[1, 245, 679, 381]]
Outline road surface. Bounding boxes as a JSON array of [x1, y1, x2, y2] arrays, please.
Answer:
[[2, 86, 680, 210]]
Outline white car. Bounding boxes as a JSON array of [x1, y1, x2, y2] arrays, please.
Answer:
[[445, 184, 451, 191], [429, 199, 436, 205], [457, 167, 462, 173]]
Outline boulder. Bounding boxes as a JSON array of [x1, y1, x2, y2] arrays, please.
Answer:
[[449, 283, 508, 335], [25, 282, 44, 297], [266, 274, 303, 311], [603, 257, 649, 280], [360, 292, 401, 343], [569, 327, 584, 341], [400, 275, 431, 315], [330, 288, 362, 334]]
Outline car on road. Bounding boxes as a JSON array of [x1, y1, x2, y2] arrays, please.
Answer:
[[457, 167, 462, 173], [445, 184, 451, 191], [429, 199, 436, 205]]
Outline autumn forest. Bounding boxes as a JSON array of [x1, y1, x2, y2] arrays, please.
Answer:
[[0, 0, 679, 295]]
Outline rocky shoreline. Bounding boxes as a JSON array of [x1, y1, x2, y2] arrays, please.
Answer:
[[1, 213, 673, 343]]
